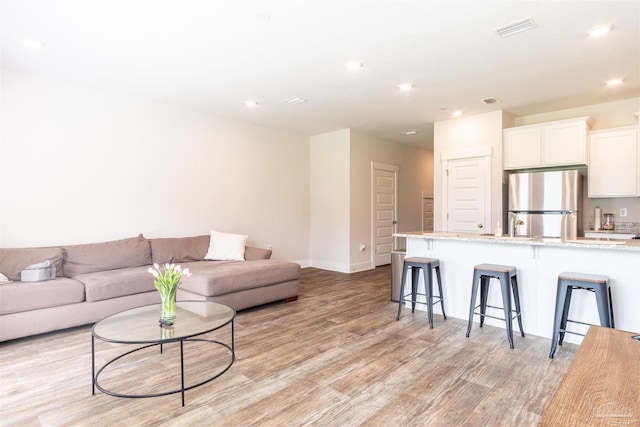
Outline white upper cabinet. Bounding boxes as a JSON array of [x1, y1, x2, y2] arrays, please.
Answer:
[[543, 120, 589, 166], [504, 117, 590, 170], [503, 126, 542, 169], [588, 126, 639, 198]]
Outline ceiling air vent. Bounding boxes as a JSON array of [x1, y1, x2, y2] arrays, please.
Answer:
[[482, 97, 500, 105], [495, 17, 536, 38]]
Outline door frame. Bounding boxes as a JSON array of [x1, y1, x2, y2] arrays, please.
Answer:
[[441, 146, 492, 233], [371, 162, 399, 266]]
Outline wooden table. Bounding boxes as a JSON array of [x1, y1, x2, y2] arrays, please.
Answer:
[[540, 326, 640, 426]]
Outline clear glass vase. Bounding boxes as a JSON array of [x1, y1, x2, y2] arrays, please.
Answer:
[[159, 288, 177, 324]]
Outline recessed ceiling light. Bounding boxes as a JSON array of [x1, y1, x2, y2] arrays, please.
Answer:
[[452, 111, 463, 117], [588, 24, 613, 37], [398, 83, 413, 92], [346, 61, 363, 71], [405, 131, 418, 135], [244, 100, 258, 108], [606, 78, 623, 86], [284, 96, 308, 105], [22, 39, 46, 49]]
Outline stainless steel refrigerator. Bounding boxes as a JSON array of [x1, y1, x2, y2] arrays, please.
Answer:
[[508, 170, 582, 239]]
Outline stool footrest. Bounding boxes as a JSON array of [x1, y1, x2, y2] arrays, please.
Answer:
[[400, 294, 444, 306], [565, 318, 594, 327], [472, 304, 522, 321], [558, 328, 586, 338], [472, 311, 522, 322]]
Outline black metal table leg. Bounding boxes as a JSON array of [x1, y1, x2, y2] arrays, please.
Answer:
[[91, 335, 95, 395], [180, 340, 185, 407]]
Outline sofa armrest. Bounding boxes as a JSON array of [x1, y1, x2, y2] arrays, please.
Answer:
[[244, 246, 272, 260], [0, 247, 65, 281]]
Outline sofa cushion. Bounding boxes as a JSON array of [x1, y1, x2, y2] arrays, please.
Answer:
[[77, 265, 156, 302], [0, 277, 85, 315], [0, 247, 64, 281], [204, 230, 248, 261], [179, 259, 300, 297], [63, 235, 151, 277], [149, 235, 209, 264]]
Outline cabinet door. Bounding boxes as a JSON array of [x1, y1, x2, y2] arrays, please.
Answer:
[[504, 127, 542, 169], [588, 128, 638, 197], [543, 120, 587, 166]]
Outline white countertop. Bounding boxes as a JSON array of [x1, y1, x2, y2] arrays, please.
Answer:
[[395, 231, 640, 251]]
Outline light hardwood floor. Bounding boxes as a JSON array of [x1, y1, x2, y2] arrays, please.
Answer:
[[0, 266, 577, 426]]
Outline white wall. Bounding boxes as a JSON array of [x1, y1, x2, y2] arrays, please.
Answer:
[[350, 131, 432, 267], [0, 71, 310, 264], [433, 110, 509, 231], [309, 129, 351, 272], [309, 129, 432, 273]]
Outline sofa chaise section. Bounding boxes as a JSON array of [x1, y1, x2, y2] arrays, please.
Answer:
[[178, 259, 300, 310], [150, 235, 300, 311]]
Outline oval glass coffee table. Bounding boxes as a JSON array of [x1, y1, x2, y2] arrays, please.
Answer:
[[91, 301, 235, 406]]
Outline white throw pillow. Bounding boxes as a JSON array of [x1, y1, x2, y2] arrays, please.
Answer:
[[204, 230, 248, 261]]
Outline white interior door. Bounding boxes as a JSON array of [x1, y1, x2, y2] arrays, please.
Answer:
[[373, 163, 398, 266], [443, 157, 490, 234]]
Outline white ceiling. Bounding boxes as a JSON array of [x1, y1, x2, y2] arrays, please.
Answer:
[[2, 0, 639, 149]]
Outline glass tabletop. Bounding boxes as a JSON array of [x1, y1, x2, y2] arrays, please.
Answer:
[[92, 301, 235, 343]]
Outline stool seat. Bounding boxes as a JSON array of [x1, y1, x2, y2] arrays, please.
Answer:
[[404, 257, 440, 267], [396, 257, 446, 328], [558, 272, 609, 283], [549, 272, 614, 358], [466, 263, 524, 348], [475, 264, 517, 275]]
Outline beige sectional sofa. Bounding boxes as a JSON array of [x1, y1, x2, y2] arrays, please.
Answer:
[[0, 234, 300, 342]]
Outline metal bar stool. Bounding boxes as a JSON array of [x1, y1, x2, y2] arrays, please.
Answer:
[[549, 272, 614, 358], [396, 257, 446, 329], [466, 263, 525, 348]]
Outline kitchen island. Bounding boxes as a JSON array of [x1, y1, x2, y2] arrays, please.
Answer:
[[394, 232, 640, 344]]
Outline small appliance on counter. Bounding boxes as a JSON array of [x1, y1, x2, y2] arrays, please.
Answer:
[[602, 213, 614, 230]]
